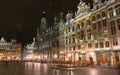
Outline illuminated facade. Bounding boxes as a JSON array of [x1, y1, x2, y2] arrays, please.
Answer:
[[59, 0, 120, 66], [0, 37, 21, 61], [35, 12, 59, 62], [23, 38, 36, 61], [35, 0, 120, 65]]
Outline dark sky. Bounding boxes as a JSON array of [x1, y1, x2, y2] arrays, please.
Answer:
[[0, 0, 92, 45]]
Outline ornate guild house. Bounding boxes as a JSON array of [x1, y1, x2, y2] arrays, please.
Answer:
[[35, 0, 120, 66]]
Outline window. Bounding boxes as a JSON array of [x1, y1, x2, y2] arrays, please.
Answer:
[[72, 26, 75, 31], [87, 29, 91, 32], [73, 46, 75, 50], [69, 38, 71, 44], [103, 19, 107, 27], [88, 33, 91, 40], [78, 45, 81, 49], [95, 43, 98, 48], [108, 8, 113, 17], [66, 37, 68, 44], [97, 14, 101, 20], [117, 18, 120, 30], [92, 16, 96, 21], [69, 27, 70, 32], [110, 21, 116, 35], [100, 42, 104, 48], [115, 4, 120, 15], [86, 20, 90, 26], [88, 43, 92, 48], [102, 12, 106, 17], [105, 41, 109, 47], [81, 22, 84, 28], [81, 30, 84, 39], [113, 38, 118, 46], [97, 21, 102, 29], [93, 23, 96, 29], [73, 38, 75, 43]]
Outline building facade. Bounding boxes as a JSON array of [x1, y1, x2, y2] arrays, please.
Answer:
[[0, 37, 22, 61], [60, 0, 120, 66], [35, 13, 59, 62], [35, 0, 120, 66]]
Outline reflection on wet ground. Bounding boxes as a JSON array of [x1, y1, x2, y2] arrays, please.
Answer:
[[0, 62, 118, 75]]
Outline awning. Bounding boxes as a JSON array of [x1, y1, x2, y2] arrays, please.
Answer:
[[103, 50, 111, 52], [78, 52, 86, 55], [95, 50, 111, 53], [112, 50, 120, 52]]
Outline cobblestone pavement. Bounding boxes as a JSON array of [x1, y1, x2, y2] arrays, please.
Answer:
[[0, 62, 118, 75]]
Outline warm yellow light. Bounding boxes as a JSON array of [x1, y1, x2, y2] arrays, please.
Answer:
[[68, 53, 71, 57], [54, 55, 57, 58], [38, 56, 41, 59], [66, 57, 69, 61], [35, 56, 37, 59], [44, 55, 47, 58], [7, 57, 11, 60], [16, 57, 19, 60]]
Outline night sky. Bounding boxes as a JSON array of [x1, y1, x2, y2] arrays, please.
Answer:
[[0, 0, 92, 45]]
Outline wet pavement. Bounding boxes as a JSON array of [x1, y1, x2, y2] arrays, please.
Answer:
[[0, 62, 118, 75]]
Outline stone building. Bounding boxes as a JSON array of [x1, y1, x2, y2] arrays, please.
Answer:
[[35, 0, 120, 66], [35, 12, 59, 62], [0, 37, 21, 61]]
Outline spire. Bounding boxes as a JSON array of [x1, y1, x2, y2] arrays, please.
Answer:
[[60, 12, 63, 20], [33, 37, 35, 42], [40, 11, 47, 31], [54, 15, 57, 25], [1, 37, 5, 42], [42, 11, 46, 17]]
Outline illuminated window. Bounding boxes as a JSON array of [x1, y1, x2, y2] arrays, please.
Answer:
[[115, 4, 120, 15]]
